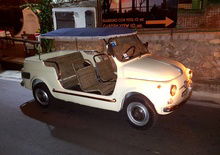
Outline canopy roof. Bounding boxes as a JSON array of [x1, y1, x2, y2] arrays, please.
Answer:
[[40, 27, 136, 39]]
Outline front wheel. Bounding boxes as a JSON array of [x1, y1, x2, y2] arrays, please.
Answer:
[[33, 83, 53, 107], [124, 95, 158, 129]]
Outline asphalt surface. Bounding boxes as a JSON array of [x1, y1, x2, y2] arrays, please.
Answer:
[[0, 79, 220, 155]]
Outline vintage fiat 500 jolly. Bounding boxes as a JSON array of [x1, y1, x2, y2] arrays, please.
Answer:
[[21, 27, 193, 129]]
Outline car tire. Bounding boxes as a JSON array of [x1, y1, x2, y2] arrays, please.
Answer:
[[33, 83, 53, 107], [124, 95, 158, 129]]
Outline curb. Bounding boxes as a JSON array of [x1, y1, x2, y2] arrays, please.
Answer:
[[0, 70, 22, 82], [190, 91, 220, 106]]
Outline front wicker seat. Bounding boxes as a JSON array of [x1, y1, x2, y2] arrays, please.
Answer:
[[93, 54, 117, 82], [75, 65, 115, 95], [96, 59, 117, 82]]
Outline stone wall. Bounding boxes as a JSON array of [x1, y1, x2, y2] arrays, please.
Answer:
[[54, 39, 105, 52], [147, 39, 220, 82], [54, 31, 220, 93], [138, 32, 220, 93], [54, 32, 220, 85]]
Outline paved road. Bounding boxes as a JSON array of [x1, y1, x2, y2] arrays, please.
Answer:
[[0, 79, 220, 155]]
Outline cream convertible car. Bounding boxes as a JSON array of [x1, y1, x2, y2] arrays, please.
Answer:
[[21, 27, 192, 129]]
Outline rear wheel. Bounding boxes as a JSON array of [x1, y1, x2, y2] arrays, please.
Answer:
[[124, 95, 158, 129], [33, 83, 53, 107]]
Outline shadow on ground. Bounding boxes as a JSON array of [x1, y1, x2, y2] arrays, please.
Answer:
[[20, 100, 220, 155]]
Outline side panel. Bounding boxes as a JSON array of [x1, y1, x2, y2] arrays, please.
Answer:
[[113, 76, 191, 115], [23, 60, 121, 112], [112, 78, 172, 114]]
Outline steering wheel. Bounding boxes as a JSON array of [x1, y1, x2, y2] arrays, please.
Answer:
[[84, 59, 93, 66], [122, 46, 136, 60]]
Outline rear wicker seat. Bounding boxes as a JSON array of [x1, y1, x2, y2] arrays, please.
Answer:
[[44, 52, 84, 88]]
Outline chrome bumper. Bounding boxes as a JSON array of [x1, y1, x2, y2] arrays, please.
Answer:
[[163, 87, 192, 112]]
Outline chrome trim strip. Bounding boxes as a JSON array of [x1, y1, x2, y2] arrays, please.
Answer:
[[53, 89, 116, 103]]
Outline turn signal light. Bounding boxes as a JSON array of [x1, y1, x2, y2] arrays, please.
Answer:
[[188, 70, 193, 79], [170, 85, 177, 96], [21, 72, 30, 79]]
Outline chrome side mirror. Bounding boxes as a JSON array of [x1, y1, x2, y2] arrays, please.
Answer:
[[144, 42, 151, 54], [144, 42, 148, 49]]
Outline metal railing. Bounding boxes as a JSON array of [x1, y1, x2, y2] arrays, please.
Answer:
[[177, 4, 220, 30], [0, 36, 40, 57]]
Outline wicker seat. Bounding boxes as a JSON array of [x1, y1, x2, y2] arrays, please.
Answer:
[[93, 54, 117, 82], [75, 65, 115, 95], [44, 52, 85, 88], [96, 59, 117, 82]]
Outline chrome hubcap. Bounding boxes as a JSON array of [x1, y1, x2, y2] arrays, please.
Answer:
[[35, 88, 49, 105], [127, 102, 149, 126]]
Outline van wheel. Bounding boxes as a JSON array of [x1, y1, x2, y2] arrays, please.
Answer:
[[124, 95, 158, 129], [33, 83, 53, 107]]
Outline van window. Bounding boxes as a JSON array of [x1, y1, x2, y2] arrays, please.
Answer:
[[55, 12, 75, 29], [85, 10, 95, 27]]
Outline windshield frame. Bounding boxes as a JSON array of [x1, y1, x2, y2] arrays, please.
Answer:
[[106, 34, 149, 62]]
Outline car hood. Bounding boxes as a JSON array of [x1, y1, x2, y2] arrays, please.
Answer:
[[122, 55, 185, 82]]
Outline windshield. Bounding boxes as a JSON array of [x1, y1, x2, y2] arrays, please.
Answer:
[[108, 35, 149, 62]]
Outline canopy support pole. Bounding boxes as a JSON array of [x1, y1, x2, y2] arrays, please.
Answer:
[[75, 38, 79, 52]]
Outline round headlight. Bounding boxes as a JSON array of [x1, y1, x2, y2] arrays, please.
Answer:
[[170, 85, 177, 96]]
